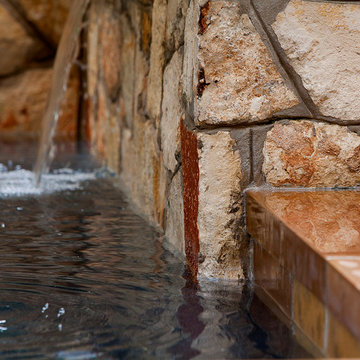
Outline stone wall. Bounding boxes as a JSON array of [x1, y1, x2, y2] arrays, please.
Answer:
[[86, 0, 360, 281], [0, 0, 80, 140]]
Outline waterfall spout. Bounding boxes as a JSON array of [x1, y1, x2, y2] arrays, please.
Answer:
[[34, 0, 89, 186]]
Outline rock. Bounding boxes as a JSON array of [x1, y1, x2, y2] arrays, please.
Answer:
[[87, 1, 100, 99], [0, 5, 48, 76], [99, 7, 121, 101], [183, 0, 199, 108], [180, 120, 200, 277], [197, 2, 298, 126], [119, 14, 136, 128], [165, 169, 185, 256], [0, 66, 78, 140], [197, 131, 244, 280], [263, 120, 360, 187], [121, 120, 166, 226], [0, 67, 51, 137], [56, 67, 80, 141], [166, 0, 188, 52], [19, 0, 72, 46], [161, 50, 183, 173], [95, 81, 121, 173], [145, 0, 167, 122], [272, 0, 360, 121]]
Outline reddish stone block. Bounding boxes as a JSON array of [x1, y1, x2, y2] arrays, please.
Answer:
[[180, 120, 199, 279]]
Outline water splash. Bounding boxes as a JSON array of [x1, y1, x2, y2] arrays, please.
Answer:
[[0, 167, 95, 197], [34, 0, 90, 186]]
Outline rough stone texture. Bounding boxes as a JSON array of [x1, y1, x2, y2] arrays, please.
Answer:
[[166, 0, 188, 52], [56, 67, 80, 141], [161, 50, 183, 173], [121, 120, 166, 226], [231, 128, 251, 187], [165, 170, 185, 256], [119, 14, 136, 128], [272, 0, 360, 121], [197, 131, 244, 280], [263, 121, 360, 187], [251, 124, 274, 186], [180, 120, 199, 278], [95, 81, 121, 173], [0, 67, 78, 140], [196, 2, 299, 126], [0, 4, 48, 76], [183, 0, 199, 107], [99, 8, 121, 101], [145, 0, 166, 122], [18, 0, 72, 46], [87, 1, 100, 100], [84, 0, 360, 283], [0, 68, 51, 136]]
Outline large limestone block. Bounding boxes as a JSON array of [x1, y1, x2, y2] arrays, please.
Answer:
[[263, 121, 360, 187], [19, 0, 72, 45], [161, 50, 183, 173], [197, 2, 298, 126], [99, 7, 121, 101], [197, 131, 244, 279], [146, 0, 167, 122], [166, 0, 188, 52], [165, 170, 185, 256], [183, 0, 199, 107], [0, 5, 48, 76], [119, 14, 136, 128], [87, 1, 100, 99], [94, 82, 121, 173], [272, 0, 360, 121]]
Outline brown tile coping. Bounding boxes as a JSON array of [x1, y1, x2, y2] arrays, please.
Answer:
[[246, 189, 360, 356]]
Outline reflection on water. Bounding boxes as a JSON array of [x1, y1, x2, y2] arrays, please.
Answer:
[[0, 147, 312, 359]]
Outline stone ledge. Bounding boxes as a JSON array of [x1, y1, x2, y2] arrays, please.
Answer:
[[246, 189, 360, 358]]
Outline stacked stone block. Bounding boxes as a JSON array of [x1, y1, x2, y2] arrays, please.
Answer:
[[87, 0, 360, 280]]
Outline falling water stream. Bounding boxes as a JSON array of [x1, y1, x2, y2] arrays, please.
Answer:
[[34, 0, 90, 185]]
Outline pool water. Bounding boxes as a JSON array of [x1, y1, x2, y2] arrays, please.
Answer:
[[0, 143, 312, 359]]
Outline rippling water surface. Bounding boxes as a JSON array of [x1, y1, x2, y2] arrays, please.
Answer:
[[0, 143, 312, 359]]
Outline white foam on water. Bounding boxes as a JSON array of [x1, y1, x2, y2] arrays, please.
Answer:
[[0, 168, 95, 197]]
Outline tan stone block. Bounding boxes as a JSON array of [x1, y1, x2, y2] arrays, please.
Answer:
[[327, 313, 360, 358], [293, 279, 325, 351], [183, 0, 199, 109], [0, 67, 52, 137], [87, 1, 100, 99], [161, 50, 184, 173], [197, 131, 244, 280], [56, 67, 80, 141], [145, 0, 167, 122], [165, 170, 185, 256], [263, 120, 360, 187], [121, 119, 166, 226], [119, 14, 136, 128], [196, 2, 298, 126], [99, 7, 121, 100], [0, 5, 48, 76], [19, 0, 72, 46], [272, 0, 360, 121], [166, 0, 188, 51]]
